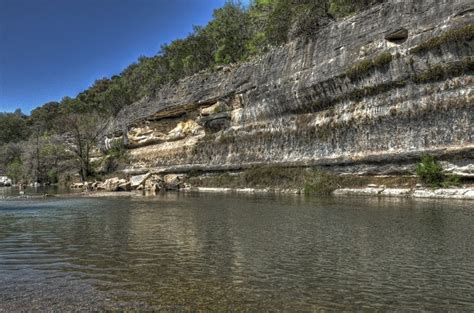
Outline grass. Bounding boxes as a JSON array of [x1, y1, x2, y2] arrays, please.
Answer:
[[187, 166, 421, 195], [346, 52, 393, 80], [410, 24, 474, 54]]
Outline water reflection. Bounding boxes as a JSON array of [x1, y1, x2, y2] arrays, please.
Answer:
[[0, 193, 473, 310]]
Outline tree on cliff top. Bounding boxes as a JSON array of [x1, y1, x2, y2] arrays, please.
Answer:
[[0, 110, 30, 145]]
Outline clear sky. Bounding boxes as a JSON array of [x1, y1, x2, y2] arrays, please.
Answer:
[[0, 0, 248, 113]]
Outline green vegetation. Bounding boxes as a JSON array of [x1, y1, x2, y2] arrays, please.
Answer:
[[6, 159, 24, 185], [303, 170, 340, 195], [0, 0, 392, 184], [188, 166, 420, 195], [0, 110, 30, 145], [347, 80, 406, 102], [410, 24, 474, 54], [416, 155, 461, 188], [328, 0, 384, 18], [346, 52, 393, 79]]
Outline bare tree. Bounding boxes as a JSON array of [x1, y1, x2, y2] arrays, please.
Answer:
[[59, 113, 108, 182]]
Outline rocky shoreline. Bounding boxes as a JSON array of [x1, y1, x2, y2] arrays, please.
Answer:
[[183, 186, 474, 200], [3, 185, 473, 201]]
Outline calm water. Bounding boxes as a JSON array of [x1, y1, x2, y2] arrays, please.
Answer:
[[0, 191, 473, 311]]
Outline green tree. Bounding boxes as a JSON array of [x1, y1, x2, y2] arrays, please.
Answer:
[[0, 110, 30, 144], [7, 159, 24, 185], [205, 1, 251, 64], [30, 101, 62, 132]]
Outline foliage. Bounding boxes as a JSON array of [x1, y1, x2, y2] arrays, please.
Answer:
[[6, 159, 24, 184], [346, 51, 393, 79], [0, 110, 30, 145], [328, 0, 357, 18], [0, 0, 383, 183], [206, 2, 251, 64], [442, 174, 462, 188], [102, 140, 129, 173], [416, 155, 444, 187], [58, 113, 108, 182], [303, 170, 339, 195]]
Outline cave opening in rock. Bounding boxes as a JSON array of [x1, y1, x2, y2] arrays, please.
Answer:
[[385, 28, 409, 44]]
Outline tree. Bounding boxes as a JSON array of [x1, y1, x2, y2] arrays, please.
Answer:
[[0, 142, 23, 173], [0, 110, 30, 144], [7, 159, 24, 185], [266, 0, 292, 45], [30, 101, 62, 132], [59, 113, 107, 182], [205, 1, 251, 64]]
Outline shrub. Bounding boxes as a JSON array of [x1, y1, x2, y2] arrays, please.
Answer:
[[416, 155, 444, 187], [373, 52, 393, 67], [303, 170, 339, 195], [442, 174, 461, 188], [243, 166, 298, 187], [346, 52, 393, 79]]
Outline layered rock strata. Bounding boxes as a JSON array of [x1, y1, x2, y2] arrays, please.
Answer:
[[104, 0, 474, 178]]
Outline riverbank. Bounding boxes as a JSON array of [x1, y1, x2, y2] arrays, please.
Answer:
[[2, 185, 473, 201], [183, 186, 474, 200]]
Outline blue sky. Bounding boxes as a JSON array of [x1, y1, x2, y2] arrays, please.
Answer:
[[0, 0, 248, 113]]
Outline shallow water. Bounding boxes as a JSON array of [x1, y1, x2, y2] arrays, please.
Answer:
[[0, 192, 473, 310]]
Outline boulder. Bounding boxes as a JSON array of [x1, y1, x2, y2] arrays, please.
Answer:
[[0, 176, 12, 187], [144, 174, 165, 193], [163, 174, 187, 190], [118, 181, 132, 191], [98, 177, 126, 192], [130, 173, 151, 188]]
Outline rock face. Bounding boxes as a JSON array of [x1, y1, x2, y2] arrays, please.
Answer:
[[104, 0, 474, 177]]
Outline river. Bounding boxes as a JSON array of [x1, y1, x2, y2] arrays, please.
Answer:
[[0, 191, 473, 310]]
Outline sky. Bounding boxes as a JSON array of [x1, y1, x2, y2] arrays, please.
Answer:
[[0, 0, 248, 113]]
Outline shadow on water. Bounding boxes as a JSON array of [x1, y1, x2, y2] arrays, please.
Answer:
[[0, 192, 473, 310]]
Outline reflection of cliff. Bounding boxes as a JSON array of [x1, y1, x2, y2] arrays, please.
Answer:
[[2, 196, 473, 309], [103, 0, 473, 177]]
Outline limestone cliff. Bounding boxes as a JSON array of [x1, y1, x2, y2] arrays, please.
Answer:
[[104, 0, 474, 178]]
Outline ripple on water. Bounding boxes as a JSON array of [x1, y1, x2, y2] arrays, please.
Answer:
[[0, 194, 473, 310]]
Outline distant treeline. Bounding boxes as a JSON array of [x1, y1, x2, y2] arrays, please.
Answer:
[[0, 0, 383, 184]]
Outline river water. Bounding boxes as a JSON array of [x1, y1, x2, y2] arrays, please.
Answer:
[[0, 191, 473, 311]]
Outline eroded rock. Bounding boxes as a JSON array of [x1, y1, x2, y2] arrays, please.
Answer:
[[98, 177, 128, 192]]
